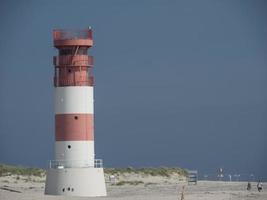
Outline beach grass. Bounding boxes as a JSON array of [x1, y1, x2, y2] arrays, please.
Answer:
[[104, 167, 188, 177], [0, 164, 45, 177]]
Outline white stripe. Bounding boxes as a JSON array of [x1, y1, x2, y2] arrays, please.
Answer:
[[55, 86, 94, 114], [55, 141, 94, 167]]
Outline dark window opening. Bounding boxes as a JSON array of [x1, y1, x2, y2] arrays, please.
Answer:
[[77, 47, 87, 55], [74, 116, 78, 120], [62, 188, 65, 192], [68, 187, 70, 191], [71, 188, 74, 192], [59, 48, 73, 55], [68, 145, 71, 149], [68, 69, 72, 73], [59, 47, 88, 55]]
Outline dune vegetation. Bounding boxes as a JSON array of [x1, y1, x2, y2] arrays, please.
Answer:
[[0, 164, 45, 177], [104, 167, 188, 177], [0, 164, 187, 178]]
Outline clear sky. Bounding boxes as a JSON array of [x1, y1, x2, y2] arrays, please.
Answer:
[[0, 0, 266, 180]]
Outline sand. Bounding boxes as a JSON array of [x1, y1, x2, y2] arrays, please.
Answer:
[[0, 175, 266, 200]]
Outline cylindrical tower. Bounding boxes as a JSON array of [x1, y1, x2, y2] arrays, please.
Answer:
[[45, 28, 106, 197], [53, 29, 95, 168]]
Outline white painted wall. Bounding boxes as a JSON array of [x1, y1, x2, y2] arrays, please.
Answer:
[[45, 168, 107, 197], [55, 86, 94, 114], [55, 141, 94, 167]]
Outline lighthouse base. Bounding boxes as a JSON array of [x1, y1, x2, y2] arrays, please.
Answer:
[[45, 167, 107, 197]]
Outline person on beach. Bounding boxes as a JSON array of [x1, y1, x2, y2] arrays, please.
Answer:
[[180, 185, 185, 200], [247, 182, 251, 191], [257, 181, 263, 192]]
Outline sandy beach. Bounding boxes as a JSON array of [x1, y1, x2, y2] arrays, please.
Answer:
[[1, 174, 266, 200]]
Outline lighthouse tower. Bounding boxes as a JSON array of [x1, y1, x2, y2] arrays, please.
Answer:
[[45, 28, 107, 197]]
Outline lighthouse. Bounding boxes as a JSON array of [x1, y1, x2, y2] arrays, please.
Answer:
[[45, 28, 107, 197]]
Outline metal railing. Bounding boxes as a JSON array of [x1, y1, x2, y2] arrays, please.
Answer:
[[48, 159, 103, 169], [94, 159, 103, 168], [53, 55, 93, 67], [53, 29, 92, 40], [201, 173, 257, 182]]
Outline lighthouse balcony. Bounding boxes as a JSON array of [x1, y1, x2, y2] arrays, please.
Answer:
[[48, 159, 103, 169], [53, 29, 93, 47], [53, 55, 93, 67]]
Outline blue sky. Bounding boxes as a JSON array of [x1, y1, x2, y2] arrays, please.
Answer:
[[0, 0, 266, 180]]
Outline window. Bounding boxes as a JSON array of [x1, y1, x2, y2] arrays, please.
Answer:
[[59, 48, 73, 55], [59, 47, 87, 55], [77, 47, 87, 55], [74, 116, 78, 120]]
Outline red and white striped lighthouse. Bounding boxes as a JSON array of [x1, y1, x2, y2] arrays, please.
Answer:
[[45, 28, 107, 197]]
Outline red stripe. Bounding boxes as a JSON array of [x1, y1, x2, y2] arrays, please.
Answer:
[[54, 67, 94, 87], [55, 114, 94, 141]]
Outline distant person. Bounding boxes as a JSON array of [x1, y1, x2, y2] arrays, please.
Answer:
[[228, 174, 232, 182], [180, 185, 185, 200], [247, 182, 251, 191], [257, 181, 263, 192]]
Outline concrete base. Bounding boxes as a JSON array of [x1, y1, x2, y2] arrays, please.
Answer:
[[45, 168, 107, 197]]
